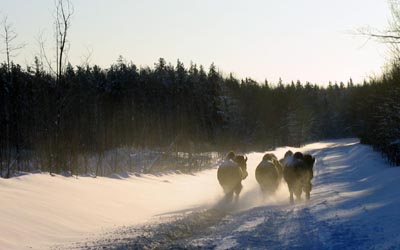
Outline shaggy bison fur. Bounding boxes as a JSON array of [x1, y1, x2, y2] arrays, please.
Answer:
[[255, 153, 283, 197], [281, 150, 315, 203], [217, 151, 248, 202]]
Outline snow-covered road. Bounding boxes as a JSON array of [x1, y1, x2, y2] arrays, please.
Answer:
[[60, 139, 400, 250], [2, 139, 400, 249]]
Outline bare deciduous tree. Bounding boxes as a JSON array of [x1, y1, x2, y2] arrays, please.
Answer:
[[1, 16, 25, 74], [35, 0, 74, 176], [358, 1, 400, 42], [54, 0, 73, 83], [37, 0, 73, 80], [356, 1, 400, 62], [0, 15, 25, 178]]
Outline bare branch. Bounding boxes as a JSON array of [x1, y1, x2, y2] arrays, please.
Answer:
[[36, 30, 56, 75], [80, 45, 93, 67], [358, 27, 400, 43], [357, 1, 400, 47], [55, 0, 73, 81], [35, 0, 73, 78], [1, 15, 26, 72]]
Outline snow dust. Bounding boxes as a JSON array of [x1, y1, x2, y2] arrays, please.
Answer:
[[2, 138, 400, 249], [0, 149, 288, 250]]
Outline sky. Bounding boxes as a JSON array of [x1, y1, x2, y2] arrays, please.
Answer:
[[0, 0, 392, 85]]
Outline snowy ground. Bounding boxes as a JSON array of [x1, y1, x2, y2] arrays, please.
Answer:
[[1, 138, 400, 249]]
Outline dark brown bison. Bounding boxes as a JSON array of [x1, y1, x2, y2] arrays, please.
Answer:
[[281, 150, 315, 203], [217, 152, 248, 202], [255, 153, 283, 197]]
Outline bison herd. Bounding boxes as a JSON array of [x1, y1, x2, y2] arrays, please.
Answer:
[[217, 150, 315, 204]]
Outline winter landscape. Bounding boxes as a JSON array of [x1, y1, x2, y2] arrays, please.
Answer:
[[1, 138, 400, 249], [1, 1, 400, 249]]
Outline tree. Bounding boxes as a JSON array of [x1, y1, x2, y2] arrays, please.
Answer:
[[39, 0, 74, 175], [358, 1, 400, 59], [37, 0, 73, 80], [55, 0, 74, 83], [0, 16, 25, 178], [1, 16, 25, 74]]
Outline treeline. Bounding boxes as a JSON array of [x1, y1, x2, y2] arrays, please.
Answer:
[[1, 57, 399, 177], [351, 63, 400, 166]]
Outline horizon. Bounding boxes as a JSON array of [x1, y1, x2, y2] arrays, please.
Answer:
[[0, 0, 392, 85]]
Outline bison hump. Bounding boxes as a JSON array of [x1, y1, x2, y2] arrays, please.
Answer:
[[219, 159, 238, 168], [282, 156, 299, 167], [258, 160, 275, 168]]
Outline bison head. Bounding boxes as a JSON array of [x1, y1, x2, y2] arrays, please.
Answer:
[[225, 151, 235, 160], [284, 150, 293, 158], [303, 154, 316, 167], [293, 152, 304, 159], [235, 155, 248, 179]]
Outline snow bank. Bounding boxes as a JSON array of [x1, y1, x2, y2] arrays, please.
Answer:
[[0, 169, 222, 249]]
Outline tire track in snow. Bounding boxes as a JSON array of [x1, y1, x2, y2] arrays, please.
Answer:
[[59, 207, 231, 250], [194, 204, 331, 250]]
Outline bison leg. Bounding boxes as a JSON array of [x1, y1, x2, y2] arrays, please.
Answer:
[[303, 182, 312, 200], [294, 187, 302, 201], [225, 191, 234, 203], [233, 182, 243, 202], [261, 187, 269, 201], [287, 183, 294, 204]]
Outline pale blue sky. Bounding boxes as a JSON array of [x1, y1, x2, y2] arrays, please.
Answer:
[[0, 0, 392, 85]]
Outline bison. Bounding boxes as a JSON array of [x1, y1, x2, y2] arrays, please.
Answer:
[[281, 150, 315, 203], [217, 151, 248, 202], [255, 153, 283, 197]]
